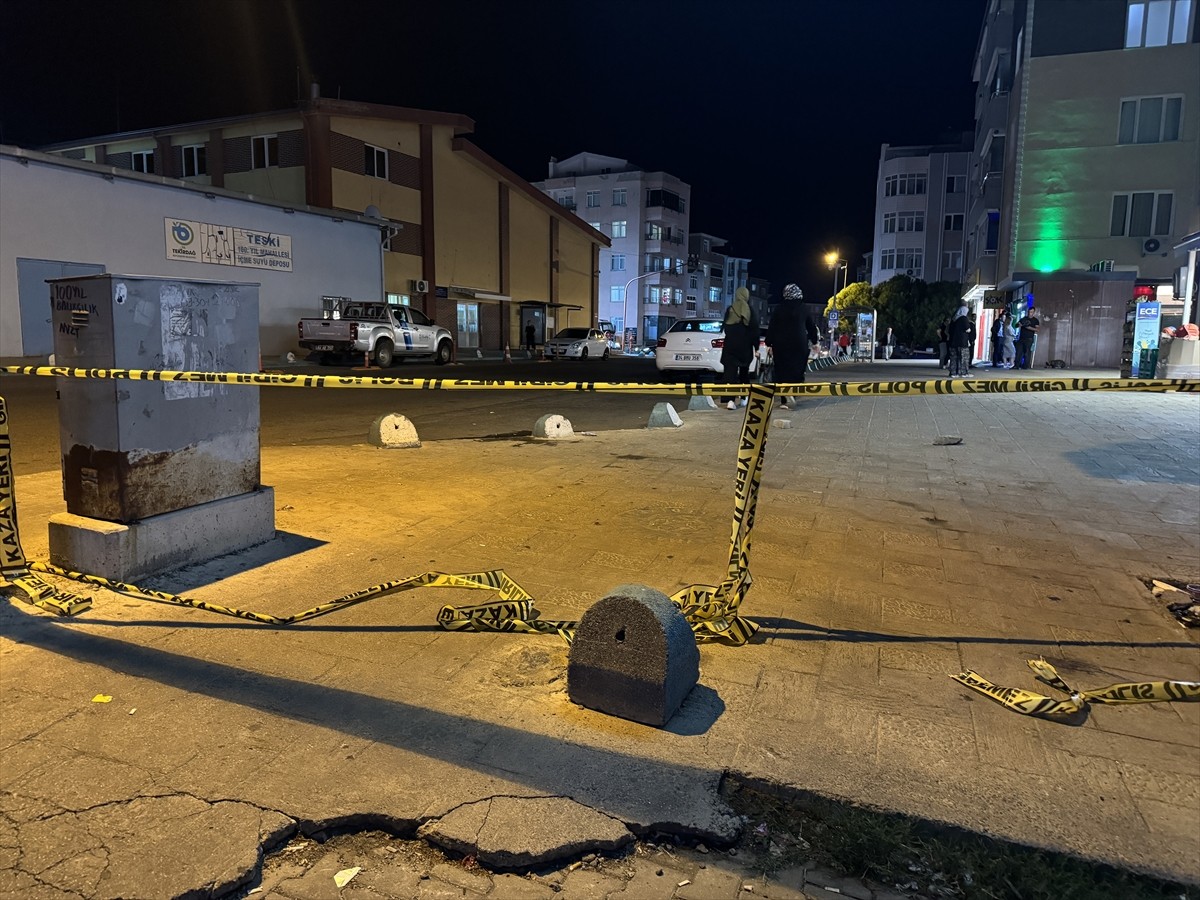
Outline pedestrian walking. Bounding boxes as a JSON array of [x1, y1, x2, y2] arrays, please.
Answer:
[[837, 332, 850, 361], [765, 283, 819, 409], [524, 323, 536, 353], [967, 313, 978, 368], [937, 318, 950, 369], [884, 327, 896, 360], [947, 306, 971, 378], [720, 287, 759, 410], [1016, 307, 1040, 369]]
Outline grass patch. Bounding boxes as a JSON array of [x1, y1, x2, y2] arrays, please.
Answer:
[[723, 776, 1195, 900]]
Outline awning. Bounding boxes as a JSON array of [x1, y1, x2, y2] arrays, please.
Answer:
[[448, 285, 511, 302], [518, 301, 584, 311]]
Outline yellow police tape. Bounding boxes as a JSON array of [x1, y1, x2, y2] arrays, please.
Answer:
[[3, 365, 1200, 396], [0, 397, 92, 615], [952, 658, 1200, 720], [0, 384, 773, 644]]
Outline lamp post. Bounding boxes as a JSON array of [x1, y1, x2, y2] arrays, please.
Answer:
[[824, 251, 848, 349], [621, 266, 677, 353]]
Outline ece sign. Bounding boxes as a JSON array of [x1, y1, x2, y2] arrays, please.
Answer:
[[164, 218, 293, 272]]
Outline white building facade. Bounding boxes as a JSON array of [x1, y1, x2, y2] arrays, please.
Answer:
[[870, 138, 972, 287], [535, 152, 691, 347]]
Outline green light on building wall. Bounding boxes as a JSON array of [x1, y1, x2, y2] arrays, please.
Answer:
[[1029, 243, 1067, 272]]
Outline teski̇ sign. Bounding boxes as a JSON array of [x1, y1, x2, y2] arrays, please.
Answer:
[[164, 218, 293, 272]]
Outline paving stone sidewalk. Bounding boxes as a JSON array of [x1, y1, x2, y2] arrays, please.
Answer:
[[1, 380, 1197, 898]]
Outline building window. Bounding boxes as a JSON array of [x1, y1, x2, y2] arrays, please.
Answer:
[[1118, 95, 1183, 143], [686, 296, 697, 312], [689, 274, 698, 289], [674, 288, 683, 305], [898, 212, 925, 232], [589, 222, 601, 231], [1110, 191, 1173, 236], [612, 189, 627, 206], [1125, 0, 1193, 47], [883, 213, 896, 234], [612, 220, 627, 238], [708, 287, 720, 303], [944, 213, 964, 231], [880, 250, 895, 270], [181, 144, 207, 177], [646, 222, 664, 240], [943, 250, 963, 269], [884, 173, 927, 196], [890, 249, 923, 273], [649, 287, 661, 304], [558, 194, 575, 209], [365, 144, 388, 179], [946, 175, 965, 193], [586, 190, 600, 208], [985, 211, 1000, 253], [610, 286, 622, 304], [611, 254, 626, 272], [131, 150, 155, 174], [252, 135, 279, 169], [646, 188, 685, 212]]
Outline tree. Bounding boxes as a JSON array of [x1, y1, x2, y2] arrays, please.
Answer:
[[823, 282, 873, 335]]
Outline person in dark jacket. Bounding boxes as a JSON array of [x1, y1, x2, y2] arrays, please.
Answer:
[[765, 283, 820, 409], [720, 287, 760, 409], [947, 305, 971, 378]]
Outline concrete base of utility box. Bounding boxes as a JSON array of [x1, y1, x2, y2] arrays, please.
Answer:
[[48, 488, 276, 582]]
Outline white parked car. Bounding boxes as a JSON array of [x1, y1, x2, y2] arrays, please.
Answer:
[[545, 327, 610, 360], [654, 318, 759, 378]]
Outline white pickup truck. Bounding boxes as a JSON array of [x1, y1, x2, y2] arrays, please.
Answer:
[[297, 300, 454, 366]]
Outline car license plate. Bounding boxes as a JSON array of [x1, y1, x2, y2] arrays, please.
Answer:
[[674, 353, 701, 361], [313, 344, 334, 351]]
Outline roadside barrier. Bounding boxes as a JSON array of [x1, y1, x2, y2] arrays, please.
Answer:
[[953, 659, 1199, 719]]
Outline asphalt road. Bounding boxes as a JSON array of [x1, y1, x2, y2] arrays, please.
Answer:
[[0, 355, 704, 476]]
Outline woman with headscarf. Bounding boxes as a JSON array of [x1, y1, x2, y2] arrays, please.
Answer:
[[720, 286, 760, 409], [765, 283, 820, 409], [947, 305, 971, 378]]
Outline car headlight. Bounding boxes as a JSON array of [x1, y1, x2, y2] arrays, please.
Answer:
[[570, 342, 583, 350]]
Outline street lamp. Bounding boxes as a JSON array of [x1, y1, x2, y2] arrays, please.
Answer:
[[824, 251, 848, 349], [621, 265, 678, 352]]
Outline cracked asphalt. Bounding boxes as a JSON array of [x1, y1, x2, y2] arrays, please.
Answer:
[[1, 362, 1197, 898]]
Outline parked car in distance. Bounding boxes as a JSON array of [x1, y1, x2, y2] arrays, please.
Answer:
[[544, 327, 610, 360], [298, 299, 453, 366], [654, 318, 759, 379]]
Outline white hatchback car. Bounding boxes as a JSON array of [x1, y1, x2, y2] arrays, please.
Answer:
[[654, 318, 759, 378], [544, 327, 610, 360]]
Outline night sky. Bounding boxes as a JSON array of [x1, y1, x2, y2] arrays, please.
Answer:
[[1, 0, 987, 297]]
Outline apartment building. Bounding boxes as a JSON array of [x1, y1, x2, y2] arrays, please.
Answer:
[[870, 137, 972, 287], [38, 91, 608, 355], [535, 153, 690, 347], [687, 233, 751, 322], [963, 0, 1199, 366]]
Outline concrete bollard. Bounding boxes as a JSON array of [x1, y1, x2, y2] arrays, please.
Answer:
[[687, 396, 718, 411], [567, 584, 700, 727], [368, 413, 421, 448], [533, 414, 575, 440], [647, 402, 683, 428]]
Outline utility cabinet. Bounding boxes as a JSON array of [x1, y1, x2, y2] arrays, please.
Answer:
[[49, 274, 261, 523]]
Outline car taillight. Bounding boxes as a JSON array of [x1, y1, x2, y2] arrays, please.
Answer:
[[656, 338, 667, 348], [350, 322, 358, 340], [711, 338, 725, 349]]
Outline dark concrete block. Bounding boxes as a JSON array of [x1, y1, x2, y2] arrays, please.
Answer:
[[567, 584, 700, 727]]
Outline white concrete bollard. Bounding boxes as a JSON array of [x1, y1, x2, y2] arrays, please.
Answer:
[[647, 402, 683, 428], [687, 396, 718, 411], [533, 413, 575, 440], [369, 413, 421, 448]]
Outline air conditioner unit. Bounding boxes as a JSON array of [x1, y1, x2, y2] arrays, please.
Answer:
[[1141, 238, 1161, 256], [414, 279, 430, 293]]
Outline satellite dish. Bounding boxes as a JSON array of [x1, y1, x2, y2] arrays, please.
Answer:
[[365, 204, 382, 219]]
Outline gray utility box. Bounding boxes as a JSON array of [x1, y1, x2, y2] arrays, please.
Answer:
[[49, 274, 261, 523]]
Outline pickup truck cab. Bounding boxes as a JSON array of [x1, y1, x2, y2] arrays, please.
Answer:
[[298, 300, 454, 367]]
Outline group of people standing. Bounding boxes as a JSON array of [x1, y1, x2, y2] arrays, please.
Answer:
[[936, 307, 1040, 375]]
